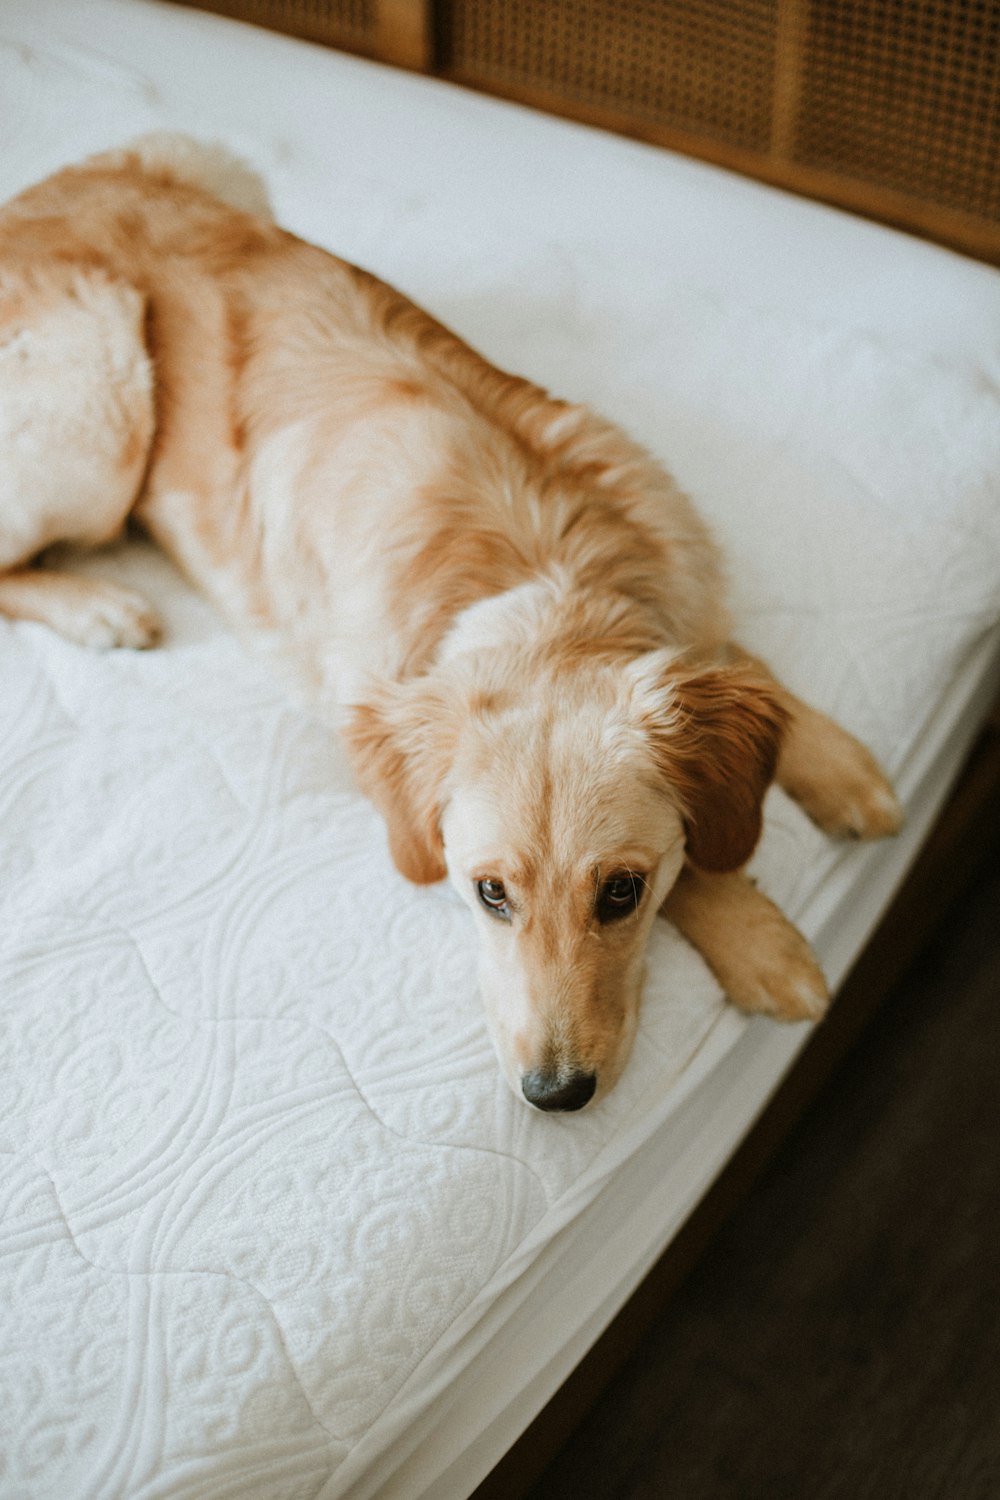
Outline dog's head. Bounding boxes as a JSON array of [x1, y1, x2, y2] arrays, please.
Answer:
[[346, 649, 785, 1110]]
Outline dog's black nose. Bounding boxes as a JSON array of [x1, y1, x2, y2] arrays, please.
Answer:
[[522, 1067, 597, 1112]]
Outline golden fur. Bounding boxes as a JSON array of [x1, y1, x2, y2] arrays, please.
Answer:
[[0, 136, 902, 1108]]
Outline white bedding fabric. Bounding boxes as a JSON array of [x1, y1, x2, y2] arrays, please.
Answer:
[[1, 3, 999, 1497]]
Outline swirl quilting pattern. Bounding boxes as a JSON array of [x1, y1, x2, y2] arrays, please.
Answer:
[[2, 3, 1000, 1496], [0, 585, 733, 1496]]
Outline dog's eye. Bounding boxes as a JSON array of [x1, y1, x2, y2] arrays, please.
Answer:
[[597, 873, 643, 924], [477, 878, 512, 920]]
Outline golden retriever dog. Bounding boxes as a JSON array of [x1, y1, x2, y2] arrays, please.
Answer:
[[0, 136, 901, 1111]]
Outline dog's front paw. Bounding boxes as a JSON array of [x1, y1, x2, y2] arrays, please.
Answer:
[[720, 907, 830, 1022], [663, 868, 830, 1024], [780, 710, 903, 841]]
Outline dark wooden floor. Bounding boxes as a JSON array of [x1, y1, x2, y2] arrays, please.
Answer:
[[524, 848, 1000, 1500]]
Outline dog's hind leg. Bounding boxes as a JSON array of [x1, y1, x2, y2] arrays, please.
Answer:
[[0, 265, 159, 647], [727, 643, 903, 840], [0, 568, 161, 648]]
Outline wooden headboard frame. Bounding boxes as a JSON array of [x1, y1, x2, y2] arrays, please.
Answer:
[[175, 0, 1000, 266]]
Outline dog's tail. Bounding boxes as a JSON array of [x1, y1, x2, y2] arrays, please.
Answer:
[[88, 132, 274, 219]]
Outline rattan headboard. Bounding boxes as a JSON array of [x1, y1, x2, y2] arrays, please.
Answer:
[[174, 0, 999, 265]]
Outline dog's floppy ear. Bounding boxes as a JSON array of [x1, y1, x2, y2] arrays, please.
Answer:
[[343, 677, 454, 885], [631, 653, 788, 872]]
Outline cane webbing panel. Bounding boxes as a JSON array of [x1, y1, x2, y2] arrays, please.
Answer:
[[437, 0, 1000, 262], [174, 0, 374, 52], [438, 0, 777, 151], [170, 0, 1000, 262], [798, 0, 1000, 223]]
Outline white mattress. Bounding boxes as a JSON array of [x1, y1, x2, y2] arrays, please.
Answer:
[[2, 4, 999, 1497]]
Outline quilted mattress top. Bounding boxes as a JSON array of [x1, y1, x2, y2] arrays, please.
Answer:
[[1, 2, 999, 1497]]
